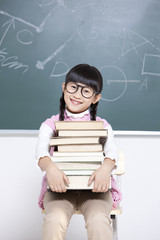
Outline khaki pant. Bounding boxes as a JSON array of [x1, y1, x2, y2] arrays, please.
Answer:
[[42, 190, 113, 240]]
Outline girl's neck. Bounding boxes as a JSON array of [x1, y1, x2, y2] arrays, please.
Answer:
[[66, 109, 89, 118]]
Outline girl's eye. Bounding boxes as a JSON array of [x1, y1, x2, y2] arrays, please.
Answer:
[[71, 85, 76, 89], [84, 89, 89, 93], [84, 88, 92, 94]]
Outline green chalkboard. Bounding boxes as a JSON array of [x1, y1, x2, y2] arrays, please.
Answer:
[[0, 0, 160, 131]]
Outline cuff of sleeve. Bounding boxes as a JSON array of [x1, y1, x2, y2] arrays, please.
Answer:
[[36, 153, 51, 168], [104, 153, 118, 166]]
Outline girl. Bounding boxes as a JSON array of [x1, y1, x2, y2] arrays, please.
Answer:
[[36, 64, 120, 240]]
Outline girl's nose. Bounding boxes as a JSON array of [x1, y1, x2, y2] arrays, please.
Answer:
[[73, 87, 81, 98]]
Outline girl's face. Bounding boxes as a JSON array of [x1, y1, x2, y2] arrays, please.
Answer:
[[62, 82, 101, 114]]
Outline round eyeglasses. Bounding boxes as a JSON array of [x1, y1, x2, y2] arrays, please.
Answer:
[[66, 82, 99, 99]]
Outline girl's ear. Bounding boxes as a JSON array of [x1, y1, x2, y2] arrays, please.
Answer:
[[93, 94, 101, 104], [62, 82, 65, 92]]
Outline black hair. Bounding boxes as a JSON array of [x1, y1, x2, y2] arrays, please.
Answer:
[[59, 64, 103, 120]]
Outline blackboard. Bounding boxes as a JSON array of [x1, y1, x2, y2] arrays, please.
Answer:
[[0, 0, 160, 131]]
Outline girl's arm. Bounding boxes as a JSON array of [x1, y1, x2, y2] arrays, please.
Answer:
[[103, 125, 118, 166], [88, 157, 115, 192], [88, 125, 118, 192], [35, 124, 53, 163], [38, 156, 70, 192], [36, 124, 69, 192]]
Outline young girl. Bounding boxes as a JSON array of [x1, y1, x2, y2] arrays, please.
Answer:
[[36, 64, 121, 240]]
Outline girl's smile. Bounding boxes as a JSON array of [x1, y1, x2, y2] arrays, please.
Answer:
[[70, 98, 83, 105]]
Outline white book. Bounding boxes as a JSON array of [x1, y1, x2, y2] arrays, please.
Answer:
[[58, 129, 108, 137], [66, 175, 111, 190], [51, 155, 104, 163], [52, 151, 104, 157], [47, 175, 111, 190], [50, 136, 100, 146], [57, 144, 103, 152], [54, 162, 101, 171], [63, 170, 94, 175], [55, 121, 104, 130], [66, 175, 93, 189]]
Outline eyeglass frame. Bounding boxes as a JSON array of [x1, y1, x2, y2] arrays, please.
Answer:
[[65, 82, 100, 99]]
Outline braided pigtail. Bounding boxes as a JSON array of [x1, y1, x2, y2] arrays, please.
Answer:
[[59, 93, 65, 121], [90, 102, 99, 120]]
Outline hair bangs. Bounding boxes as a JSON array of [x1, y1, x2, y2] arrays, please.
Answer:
[[65, 64, 103, 93]]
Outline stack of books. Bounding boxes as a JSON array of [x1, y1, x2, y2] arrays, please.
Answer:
[[50, 121, 108, 190]]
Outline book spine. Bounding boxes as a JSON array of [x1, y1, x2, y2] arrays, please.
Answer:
[[58, 130, 108, 137], [66, 175, 93, 189], [52, 151, 104, 157], [51, 156, 104, 162], [57, 144, 103, 152], [54, 162, 101, 170], [55, 121, 104, 130], [50, 137, 101, 146], [63, 170, 94, 175]]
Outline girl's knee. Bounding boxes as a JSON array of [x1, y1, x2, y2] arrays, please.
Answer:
[[86, 212, 111, 228], [44, 209, 69, 231], [85, 213, 112, 240]]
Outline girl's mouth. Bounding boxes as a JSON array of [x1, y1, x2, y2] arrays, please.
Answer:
[[70, 98, 82, 105]]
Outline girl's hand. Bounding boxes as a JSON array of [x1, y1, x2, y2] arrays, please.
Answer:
[[88, 158, 115, 192], [38, 156, 70, 193], [46, 162, 70, 193]]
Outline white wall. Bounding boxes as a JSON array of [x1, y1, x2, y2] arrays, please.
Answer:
[[0, 132, 160, 240]]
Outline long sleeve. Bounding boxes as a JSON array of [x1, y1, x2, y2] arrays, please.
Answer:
[[35, 124, 53, 165], [103, 125, 118, 165]]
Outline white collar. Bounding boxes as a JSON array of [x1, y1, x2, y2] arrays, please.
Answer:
[[66, 109, 89, 118]]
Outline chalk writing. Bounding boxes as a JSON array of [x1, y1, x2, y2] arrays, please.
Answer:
[[0, 48, 29, 73], [139, 78, 148, 91]]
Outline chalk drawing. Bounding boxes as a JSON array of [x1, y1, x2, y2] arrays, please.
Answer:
[[113, 28, 160, 63], [0, 48, 29, 73], [90, 23, 98, 40], [36, 31, 77, 70], [16, 29, 33, 45], [142, 54, 160, 76], [107, 80, 140, 84], [0, 6, 60, 36], [0, 10, 41, 33], [0, 17, 15, 46], [50, 61, 69, 78], [38, 4, 60, 32], [36, 44, 65, 70], [121, 28, 149, 58], [39, 0, 56, 8], [72, 2, 97, 13], [99, 65, 127, 102]]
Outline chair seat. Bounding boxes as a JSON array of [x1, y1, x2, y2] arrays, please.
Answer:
[[42, 206, 122, 216], [74, 206, 122, 216]]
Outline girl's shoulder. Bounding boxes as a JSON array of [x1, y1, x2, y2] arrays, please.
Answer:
[[96, 116, 110, 128], [42, 113, 60, 130]]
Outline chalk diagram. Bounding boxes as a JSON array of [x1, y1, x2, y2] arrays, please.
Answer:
[[100, 65, 137, 102], [0, 0, 160, 101]]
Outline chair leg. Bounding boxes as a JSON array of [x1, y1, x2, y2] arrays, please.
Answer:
[[111, 215, 118, 240]]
